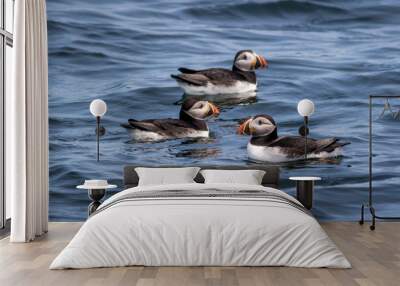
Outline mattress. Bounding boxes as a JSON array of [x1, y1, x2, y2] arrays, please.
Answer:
[[50, 183, 350, 269]]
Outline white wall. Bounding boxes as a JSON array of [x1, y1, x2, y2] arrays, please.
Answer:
[[5, 0, 14, 33], [5, 44, 13, 219], [4, 0, 14, 220]]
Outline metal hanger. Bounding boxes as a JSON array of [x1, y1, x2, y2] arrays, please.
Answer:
[[379, 98, 395, 119], [393, 107, 400, 120]]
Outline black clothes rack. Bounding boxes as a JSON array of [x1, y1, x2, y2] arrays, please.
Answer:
[[360, 95, 400, 230]]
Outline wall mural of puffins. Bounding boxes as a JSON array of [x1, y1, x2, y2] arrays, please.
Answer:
[[49, 0, 380, 222]]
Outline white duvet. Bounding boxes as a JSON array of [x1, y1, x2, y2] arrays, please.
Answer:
[[50, 183, 350, 269]]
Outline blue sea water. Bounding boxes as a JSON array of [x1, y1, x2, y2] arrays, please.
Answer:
[[47, 0, 400, 221]]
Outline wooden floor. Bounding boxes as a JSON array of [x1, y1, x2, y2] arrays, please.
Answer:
[[0, 222, 398, 286]]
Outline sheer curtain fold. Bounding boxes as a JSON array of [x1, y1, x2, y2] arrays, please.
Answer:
[[9, 0, 49, 242]]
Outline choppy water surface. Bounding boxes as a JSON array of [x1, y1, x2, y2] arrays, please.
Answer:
[[48, 0, 400, 221]]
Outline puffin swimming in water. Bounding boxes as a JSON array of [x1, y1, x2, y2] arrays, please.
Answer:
[[121, 98, 220, 141], [171, 50, 268, 96], [237, 115, 350, 163]]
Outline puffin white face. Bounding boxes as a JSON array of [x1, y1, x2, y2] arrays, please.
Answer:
[[237, 115, 276, 136], [249, 116, 276, 136], [234, 50, 268, 72], [186, 100, 220, 119]]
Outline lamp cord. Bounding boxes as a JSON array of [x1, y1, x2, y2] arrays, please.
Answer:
[[304, 116, 308, 160], [96, 116, 100, 162]]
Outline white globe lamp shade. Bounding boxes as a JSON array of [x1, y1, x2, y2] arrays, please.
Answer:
[[297, 99, 315, 117], [90, 99, 107, 117]]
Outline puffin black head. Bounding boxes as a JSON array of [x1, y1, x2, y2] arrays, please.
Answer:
[[180, 98, 220, 120], [233, 50, 268, 72], [237, 114, 277, 137]]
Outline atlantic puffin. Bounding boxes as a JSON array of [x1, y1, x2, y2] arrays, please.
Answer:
[[121, 98, 220, 141], [237, 115, 350, 163], [171, 50, 268, 96]]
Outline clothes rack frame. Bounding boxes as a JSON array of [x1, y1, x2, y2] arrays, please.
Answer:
[[359, 95, 400, 230]]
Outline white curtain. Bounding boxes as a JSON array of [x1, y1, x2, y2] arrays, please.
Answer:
[[8, 0, 49, 242]]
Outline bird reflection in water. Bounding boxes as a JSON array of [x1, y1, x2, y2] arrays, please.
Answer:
[[175, 148, 220, 158], [176, 91, 258, 107]]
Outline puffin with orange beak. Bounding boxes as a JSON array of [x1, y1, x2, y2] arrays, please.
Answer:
[[238, 115, 350, 163], [171, 50, 268, 96], [121, 98, 220, 141]]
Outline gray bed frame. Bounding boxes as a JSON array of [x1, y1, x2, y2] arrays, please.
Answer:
[[123, 165, 280, 189]]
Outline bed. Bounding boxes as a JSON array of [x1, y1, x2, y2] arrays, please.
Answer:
[[50, 165, 350, 269]]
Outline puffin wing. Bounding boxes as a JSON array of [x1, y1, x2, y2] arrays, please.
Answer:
[[269, 136, 349, 156], [152, 119, 193, 130], [122, 119, 194, 136], [314, 138, 350, 153], [268, 136, 319, 157], [198, 68, 240, 84], [171, 68, 239, 86], [152, 119, 199, 137], [178, 67, 198, 74], [171, 73, 210, 86], [121, 119, 162, 132]]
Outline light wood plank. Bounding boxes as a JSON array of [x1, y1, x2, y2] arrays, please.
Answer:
[[0, 222, 399, 286]]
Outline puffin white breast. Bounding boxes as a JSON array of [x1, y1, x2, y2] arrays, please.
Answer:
[[247, 143, 344, 163], [128, 129, 209, 141], [178, 81, 257, 96], [247, 143, 296, 163]]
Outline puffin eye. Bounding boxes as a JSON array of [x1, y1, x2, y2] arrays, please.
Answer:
[[243, 55, 247, 60], [198, 104, 203, 109], [258, 121, 262, 125]]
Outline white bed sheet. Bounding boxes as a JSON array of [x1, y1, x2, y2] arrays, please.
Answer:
[[50, 183, 350, 269]]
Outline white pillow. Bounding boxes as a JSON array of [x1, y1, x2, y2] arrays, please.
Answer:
[[200, 169, 266, 185], [135, 167, 200, 186]]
